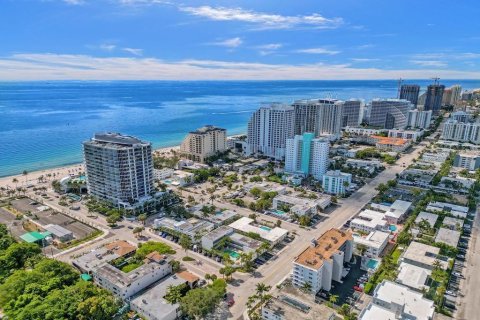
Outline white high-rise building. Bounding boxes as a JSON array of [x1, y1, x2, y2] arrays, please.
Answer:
[[441, 120, 480, 144], [407, 109, 432, 129], [180, 125, 227, 163], [285, 133, 329, 180], [293, 98, 344, 139], [247, 104, 295, 160], [83, 132, 154, 209]]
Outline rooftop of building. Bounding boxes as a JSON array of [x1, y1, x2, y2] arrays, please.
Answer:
[[130, 274, 185, 320], [263, 283, 336, 320], [351, 209, 388, 229], [359, 303, 398, 320], [95, 254, 169, 288], [373, 280, 435, 320], [293, 98, 343, 105], [189, 125, 226, 134], [353, 230, 390, 249], [228, 217, 288, 243], [403, 241, 448, 269], [44, 224, 73, 237], [415, 212, 439, 227], [427, 201, 469, 213], [294, 228, 352, 270], [396, 262, 431, 291], [202, 226, 234, 241], [88, 132, 147, 146], [229, 232, 263, 251], [323, 170, 352, 178], [435, 228, 461, 247], [442, 217, 464, 229], [259, 103, 294, 111]]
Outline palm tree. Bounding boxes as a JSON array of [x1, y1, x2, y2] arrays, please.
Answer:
[[329, 294, 339, 306], [138, 213, 147, 225], [22, 170, 28, 186], [255, 283, 272, 303], [164, 284, 184, 304], [12, 178, 18, 190]]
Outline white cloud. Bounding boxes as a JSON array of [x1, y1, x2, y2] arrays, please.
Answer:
[[410, 60, 447, 67], [296, 47, 340, 55], [1, 53, 479, 81], [209, 37, 243, 48], [123, 47, 143, 56], [178, 6, 343, 30], [99, 44, 116, 51], [255, 43, 283, 56], [63, 0, 85, 5], [351, 58, 379, 62]]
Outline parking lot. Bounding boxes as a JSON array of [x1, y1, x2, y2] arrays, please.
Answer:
[[11, 198, 97, 240], [317, 256, 367, 306]]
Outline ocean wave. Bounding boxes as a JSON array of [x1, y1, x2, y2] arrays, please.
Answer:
[[211, 110, 255, 115]]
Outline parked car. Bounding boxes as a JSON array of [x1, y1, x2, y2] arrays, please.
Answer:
[[353, 286, 363, 292], [446, 290, 457, 297]]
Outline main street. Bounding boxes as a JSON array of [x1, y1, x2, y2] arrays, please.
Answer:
[[226, 140, 430, 318]]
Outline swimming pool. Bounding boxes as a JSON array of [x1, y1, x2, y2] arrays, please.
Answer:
[[224, 249, 240, 259], [260, 226, 271, 231], [366, 259, 379, 269], [389, 225, 397, 231], [163, 179, 172, 184]]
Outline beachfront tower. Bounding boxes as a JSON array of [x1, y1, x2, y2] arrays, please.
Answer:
[[83, 132, 154, 209], [293, 98, 344, 139], [180, 125, 227, 163], [424, 84, 445, 115], [247, 104, 295, 160]]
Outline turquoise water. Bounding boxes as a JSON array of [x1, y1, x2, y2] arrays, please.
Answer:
[[389, 225, 397, 231], [260, 226, 272, 231], [163, 179, 172, 184], [273, 210, 286, 216], [366, 259, 379, 269], [224, 249, 240, 259], [2, 80, 479, 177]]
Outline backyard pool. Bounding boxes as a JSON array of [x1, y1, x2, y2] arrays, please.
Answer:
[[224, 249, 240, 259], [389, 225, 397, 231], [260, 226, 272, 231], [366, 259, 379, 269], [273, 210, 286, 216]]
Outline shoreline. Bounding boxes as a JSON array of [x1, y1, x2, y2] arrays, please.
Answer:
[[0, 134, 246, 187], [0, 145, 180, 188]]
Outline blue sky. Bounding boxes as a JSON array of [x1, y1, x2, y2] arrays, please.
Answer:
[[0, 0, 479, 80]]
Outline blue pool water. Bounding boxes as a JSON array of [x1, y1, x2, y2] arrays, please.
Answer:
[[389, 225, 397, 231], [2, 80, 479, 177], [260, 226, 271, 231], [366, 259, 379, 269]]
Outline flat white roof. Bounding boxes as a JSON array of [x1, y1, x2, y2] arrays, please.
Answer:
[[44, 224, 73, 237], [396, 262, 431, 291], [435, 228, 461, 247], [403, 241, 448, 270], [351, 209, 388, 229], [228, 217, 288, 243], [428, 201, 468, 213], [374, 280, 434, 320], [442, 217, 464, 229], [360, 303, 397, 320], [415, 212, 439, 227], [353, 230, 389, 249]]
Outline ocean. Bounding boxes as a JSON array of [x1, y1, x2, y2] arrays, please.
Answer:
[[1, 80, 479, 177]]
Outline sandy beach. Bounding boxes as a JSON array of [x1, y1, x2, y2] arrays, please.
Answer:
[[0, 145, 183, 190]]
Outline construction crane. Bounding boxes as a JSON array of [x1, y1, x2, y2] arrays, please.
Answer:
[[397, 78, 403, 98], [431, 77, 440, 85]]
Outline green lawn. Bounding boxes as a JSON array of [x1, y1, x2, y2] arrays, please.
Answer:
[[121, 261, 143, 273]]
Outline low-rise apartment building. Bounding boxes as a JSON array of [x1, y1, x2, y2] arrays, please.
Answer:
[[454, 152, 480, 170], [402, 241, 448, 270], [360, 280, 435, 320], [350, 209, 389, 233], [322, 170, 352, 195], [292, 229, 353, 293], [353, 230, 390, 258], [154, 217, 214, 241], [272, 194, 331, 216]]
